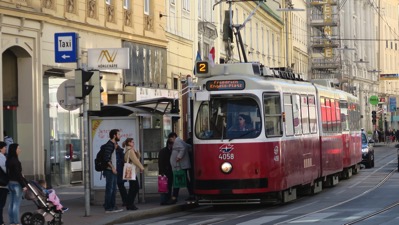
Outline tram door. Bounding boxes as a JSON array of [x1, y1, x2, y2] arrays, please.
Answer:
[[46, 77, 82, 186]]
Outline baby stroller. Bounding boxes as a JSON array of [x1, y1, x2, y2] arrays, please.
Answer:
[[21, 180, 63, 225]]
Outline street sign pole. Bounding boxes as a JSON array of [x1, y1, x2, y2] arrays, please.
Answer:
[[83, 92, 90, 217]]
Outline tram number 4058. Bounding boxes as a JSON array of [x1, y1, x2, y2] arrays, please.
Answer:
[[219, 153, 235, 160]]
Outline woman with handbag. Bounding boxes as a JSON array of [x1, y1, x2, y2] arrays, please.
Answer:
[[158, 140, 173, 205], [115, 145, 128, 207], [122, 138, 144, 210], [0, 141, 8, 225], [6, 143, 27, 225]]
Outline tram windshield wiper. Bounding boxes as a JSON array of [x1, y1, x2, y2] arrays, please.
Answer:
[[228, 129, 257, 141]]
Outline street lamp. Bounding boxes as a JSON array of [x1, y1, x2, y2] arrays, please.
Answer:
[[354, 59, 369, 63], [276, 1, 304, 69], [336, 45, 356, 51], [367, 69, 381, 73]]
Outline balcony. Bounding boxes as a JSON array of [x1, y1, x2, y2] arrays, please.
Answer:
[[310, 0, 338, 6], [310, 14, 339, 27]]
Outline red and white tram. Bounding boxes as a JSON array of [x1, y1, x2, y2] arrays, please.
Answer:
[[192, 62, 361, 204]]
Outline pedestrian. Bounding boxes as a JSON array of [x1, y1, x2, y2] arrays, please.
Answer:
[[102, 129, 123, 213], [168, 132, 195, 204], [0, 141, 8, 225], [123, 138, 144, 210], [115, 145, 128, 207], [158, 140, 173, 205], [185, 132, 195, 200], [3, 131, 13, 154], [6, 143, 27, 225], [186, 132, 193, 146]]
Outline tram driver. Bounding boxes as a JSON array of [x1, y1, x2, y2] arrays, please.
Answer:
[[228, 114, 254, 131]]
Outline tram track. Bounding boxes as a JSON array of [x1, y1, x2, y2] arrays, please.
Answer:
[[274, 157, 397, 225], [344, 198, 399, 225], [193, 159, 398, 225]]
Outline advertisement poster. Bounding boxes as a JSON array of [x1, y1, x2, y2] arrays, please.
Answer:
[[90, 117, 138, 188]]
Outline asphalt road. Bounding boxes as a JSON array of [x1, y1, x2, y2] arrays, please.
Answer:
[[115, 143, 399, 225]]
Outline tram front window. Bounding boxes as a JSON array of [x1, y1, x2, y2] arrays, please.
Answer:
[[195, 97, 261, 140]]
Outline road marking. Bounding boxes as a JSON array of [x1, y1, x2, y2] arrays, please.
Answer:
[[144, 220, 184, 225], [236, 215, 286, 225], [188, 218, 224, 225], [289, 212, 336, 223]]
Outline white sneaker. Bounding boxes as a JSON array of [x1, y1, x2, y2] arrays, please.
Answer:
[[106, 208, 123, 213]]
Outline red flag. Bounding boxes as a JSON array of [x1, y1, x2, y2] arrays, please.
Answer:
[[209, 47, 215, 66]]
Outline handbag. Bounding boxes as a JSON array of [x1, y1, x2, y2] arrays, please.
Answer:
[[123, 150, 136, 181], [158, 175, 168, 193], [172, 169, 187, 188], [0, 167, 9, 186]]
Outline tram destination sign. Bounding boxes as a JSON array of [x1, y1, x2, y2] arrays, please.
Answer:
[[206, 80, 245, 91]]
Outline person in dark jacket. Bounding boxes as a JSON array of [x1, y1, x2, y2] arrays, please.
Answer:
[[0, 141, 8, 225], [158, 140, 173, 205], [6, 143, 27, 225], [115, 145, 127, 207], [102, 129, 123, 213]]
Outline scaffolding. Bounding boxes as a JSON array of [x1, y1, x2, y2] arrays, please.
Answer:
[[308, 0, 341, 80]]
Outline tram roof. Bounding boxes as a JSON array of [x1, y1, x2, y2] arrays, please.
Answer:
[[94, 97, 180, 117]]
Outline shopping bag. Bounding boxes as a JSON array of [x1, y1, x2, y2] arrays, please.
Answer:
[[123, 163, 136, 180], [158, 175, 168, 193], [172, 169, 187, 188]]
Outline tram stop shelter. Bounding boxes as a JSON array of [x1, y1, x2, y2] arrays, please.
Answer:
[[89, 97, 179, 204]]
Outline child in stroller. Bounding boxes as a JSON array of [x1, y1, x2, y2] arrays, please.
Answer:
[[21, 180, 66, 225]]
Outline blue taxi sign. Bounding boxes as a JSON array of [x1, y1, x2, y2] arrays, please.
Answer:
[[54, 32, 78, 63]]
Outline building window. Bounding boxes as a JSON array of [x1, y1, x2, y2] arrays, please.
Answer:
[[123, 0, 130, 9], [182, 0, 190, 11], [144, 0, 150, 15]]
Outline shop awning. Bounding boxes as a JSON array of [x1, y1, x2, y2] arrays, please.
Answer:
[[94, 97, 179, 117]]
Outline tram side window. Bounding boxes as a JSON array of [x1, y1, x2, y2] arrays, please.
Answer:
[[350, 103, 361, 131], [331, 99, 337, 131], [335, 99, 341, 131], [356, 104, 361, 130], [293, 94, 302, 135], [264, 93, 282, 137], [301, 95, 310, 134], [195, 102, 211, 138], [308, 95, 317, 133], [340, 100, 349, 131], [284, 94, 294, 136], [326, 98, 332, 132], [321, 98, 327, 132]]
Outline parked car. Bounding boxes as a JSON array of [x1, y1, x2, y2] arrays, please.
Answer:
[[361, 131, 375, 168]]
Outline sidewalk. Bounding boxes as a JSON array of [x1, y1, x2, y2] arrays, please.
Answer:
[[3, 181, 192, 225]]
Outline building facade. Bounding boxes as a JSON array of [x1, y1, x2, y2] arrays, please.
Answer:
[[1, 0, 168, 185]]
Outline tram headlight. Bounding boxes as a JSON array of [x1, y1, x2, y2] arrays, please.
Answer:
[[362, 147, 369, 153], [221, 162, 233, 174]]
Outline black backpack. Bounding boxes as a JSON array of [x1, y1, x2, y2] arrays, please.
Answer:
[[94, 145, 108, 172]]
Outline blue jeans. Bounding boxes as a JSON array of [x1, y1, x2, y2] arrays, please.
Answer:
[[103, 170, 117, 211], [8, 182, 23, 224]]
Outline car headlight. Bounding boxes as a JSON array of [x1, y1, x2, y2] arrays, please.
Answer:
[[362, 148, 369, 153]]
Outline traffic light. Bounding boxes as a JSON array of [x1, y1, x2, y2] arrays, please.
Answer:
[[222, 10, 234, 43], [75, 69, 94, 99], [372, 110, 377, 125], [171, 99, 180, 113], [88, 70, 103, 111]]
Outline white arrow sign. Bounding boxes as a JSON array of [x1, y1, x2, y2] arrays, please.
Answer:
[[62, 54, 70, 59]]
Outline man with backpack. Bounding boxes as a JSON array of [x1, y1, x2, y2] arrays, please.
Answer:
[[102, 129, 123, 213]]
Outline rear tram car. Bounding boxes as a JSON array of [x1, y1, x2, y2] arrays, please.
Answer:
[[192, 62, 361, 204]]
